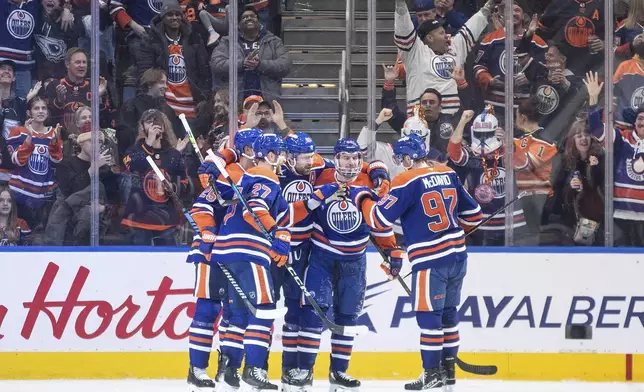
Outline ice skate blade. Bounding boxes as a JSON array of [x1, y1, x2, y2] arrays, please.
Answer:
[[215, 382, 239, 392], [442, 384, 455, 392], [328, 384, 360, 392], [280, 384, 310, 392], [189, 384, 216, 392], [239, 380, 277, 392]]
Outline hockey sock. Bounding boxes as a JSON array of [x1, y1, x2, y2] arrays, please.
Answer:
[[442, 307, 460, 361], [298, 306, 323, 370], [330, 313, 356, 372], [281, 298, 300, 370], [189, 298, 222, 369], [417, 310, 444, 369], [221, 309, 248, 369], [244, 305, 274, 368], [218, 305, 230, 348]]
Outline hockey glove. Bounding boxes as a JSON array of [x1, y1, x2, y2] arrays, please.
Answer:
[[269, 227, 291, 267], [381, 247, 405, 280], [367, 160, 391, 196], [306, 183, 348, 210], [187, 226, 217, 264], [350, 187, 376, 211]]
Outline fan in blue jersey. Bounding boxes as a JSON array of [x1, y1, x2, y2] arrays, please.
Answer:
[[361, 133, 484, 390], [291, 138, 401, 392], [185, 128, 262, 391], [212, 134, 347, 392], [276, 132, 336, 389]]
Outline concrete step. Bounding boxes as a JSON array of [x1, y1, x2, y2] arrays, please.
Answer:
[[285, 0, 396, 12], [281, 86, 407, 97], [285, 45, 397, 53], [282, 11, 396, 19], [279, 95, 406, 115], [283, 77, 405, 87], [282, 18, 394, 30], [283, 28, 393, 48], [289, 52, 404, 80]]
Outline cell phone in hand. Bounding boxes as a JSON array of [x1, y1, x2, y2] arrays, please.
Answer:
[[250, 48, 259, 58]]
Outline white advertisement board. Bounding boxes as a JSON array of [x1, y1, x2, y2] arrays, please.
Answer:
[[0, 251, 642, 354]]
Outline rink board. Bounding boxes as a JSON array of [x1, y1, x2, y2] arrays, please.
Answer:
[[0, 247, 643, 381]]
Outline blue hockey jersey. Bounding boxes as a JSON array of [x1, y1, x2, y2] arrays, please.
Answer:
[[310, 168, 396, 260], [0, 1, 39, 70], [278, 154, 332, 247], [211, 166, 310, 268], [111, 0, 162, 27], [364, 166, 483, 272]]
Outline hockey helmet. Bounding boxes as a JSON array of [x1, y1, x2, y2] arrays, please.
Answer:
[[234, 128, 263, 159], [393, 133, 427, 170], [253, 133, 287, 166], [401, 105, 430, 143], [334, 138, 363, 181], [470, 107, 502, 156], [286, 132, 316, 174]]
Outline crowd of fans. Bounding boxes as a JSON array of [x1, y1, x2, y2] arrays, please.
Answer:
[[0, 0, 640, 247]]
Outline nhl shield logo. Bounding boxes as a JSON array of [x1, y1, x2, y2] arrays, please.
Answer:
[[431, 56, 455, 80], [326, 200, 361, 234], [7, 10, 35, 40], [149, 0, 163, 13], [536, 85, 560, 115], [168, 54, 187, 84], [282, 180, 313, 202]]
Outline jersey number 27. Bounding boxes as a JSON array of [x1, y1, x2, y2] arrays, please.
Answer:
[[422, 188, 457, 233]]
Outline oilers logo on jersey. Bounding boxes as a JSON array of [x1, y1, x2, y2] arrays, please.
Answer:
[[629, 86, 644, 110], [439, 122, 454, 139], [625, 156, 644, 182], [149, 0, 163, 13], [34, 35, 67, 63], [7, 9, 35, 40], [143, 170, 169, 203], [498, 50, 522, 76], [478, 167, 506, 200], [168, 54, 187, 85], [431, 56, 455, 80], [564, 17, 595, 48], [282, 180, 313, 202], [327, 200, 361, 234], [29, 145, 49, 175], [536, 85, 560, 115]]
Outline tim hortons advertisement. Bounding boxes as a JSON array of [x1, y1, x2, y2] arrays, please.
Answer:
[[0, 251, 643, 353]]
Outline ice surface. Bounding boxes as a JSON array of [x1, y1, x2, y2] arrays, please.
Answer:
[[0, 380, 643, 392]]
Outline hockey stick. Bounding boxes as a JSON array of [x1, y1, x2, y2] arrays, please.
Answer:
[[369, 240, 497, 375], [178, 113, 236, 207], [208, 149, 370, 337], [145, 156, 287, 320]]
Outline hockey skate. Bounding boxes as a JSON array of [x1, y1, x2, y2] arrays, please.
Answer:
[[328, 370, 360, 392], [239, 366, 278, 391], [281, 368, 313, 392], [215, 365, 241, 392], [188, 366, 216, 391], [404, 368, 443, 390], [215, 351, 228, 383], [441, 357, 456, 392]]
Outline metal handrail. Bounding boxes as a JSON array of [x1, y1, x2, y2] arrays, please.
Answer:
[[341, 0, 354, 139], [339, 50, 348, 138]]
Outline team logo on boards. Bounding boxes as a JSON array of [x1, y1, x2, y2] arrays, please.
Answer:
[[327, 200, 361, 234], [282, 180, 313, 202], [536, 85, 560, 115], [7, 10, 35, 40]]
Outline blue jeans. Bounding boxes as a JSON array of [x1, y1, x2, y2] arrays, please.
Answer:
[[14, 70, 32, 99], [130, 227, 178, 246]]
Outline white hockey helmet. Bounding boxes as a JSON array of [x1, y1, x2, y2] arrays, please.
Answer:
[[401, 105, 430, 144], [470, 107, 502, 156]]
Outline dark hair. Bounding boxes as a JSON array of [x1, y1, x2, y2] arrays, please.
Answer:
[[65, 47, 88, 64], [419, 88, 442, 104], [238, 6, 259, 22], [258, 101, 274, 112], [517, 96, 541, 123], [27, 95, 48, 111]]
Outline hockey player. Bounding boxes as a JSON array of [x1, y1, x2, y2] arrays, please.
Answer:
[[276, 132, 334, 390], [185, 128, 262, 391], [212, 134, 347, 392], [361, 133, 483, 390], [447, 108, 526, 245], [292, 138, 403, 392], [394, 0, 495, 115]]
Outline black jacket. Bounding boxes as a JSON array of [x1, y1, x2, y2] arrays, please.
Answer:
[[137, 17, 211, 104], [116, 93, 185, 159]]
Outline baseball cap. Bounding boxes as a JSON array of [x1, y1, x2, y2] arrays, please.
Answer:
[[414, 0, 436, 12], [244, 95, 263, 109], [0, 60, 16, 71], [417, 19, 443, 41]]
